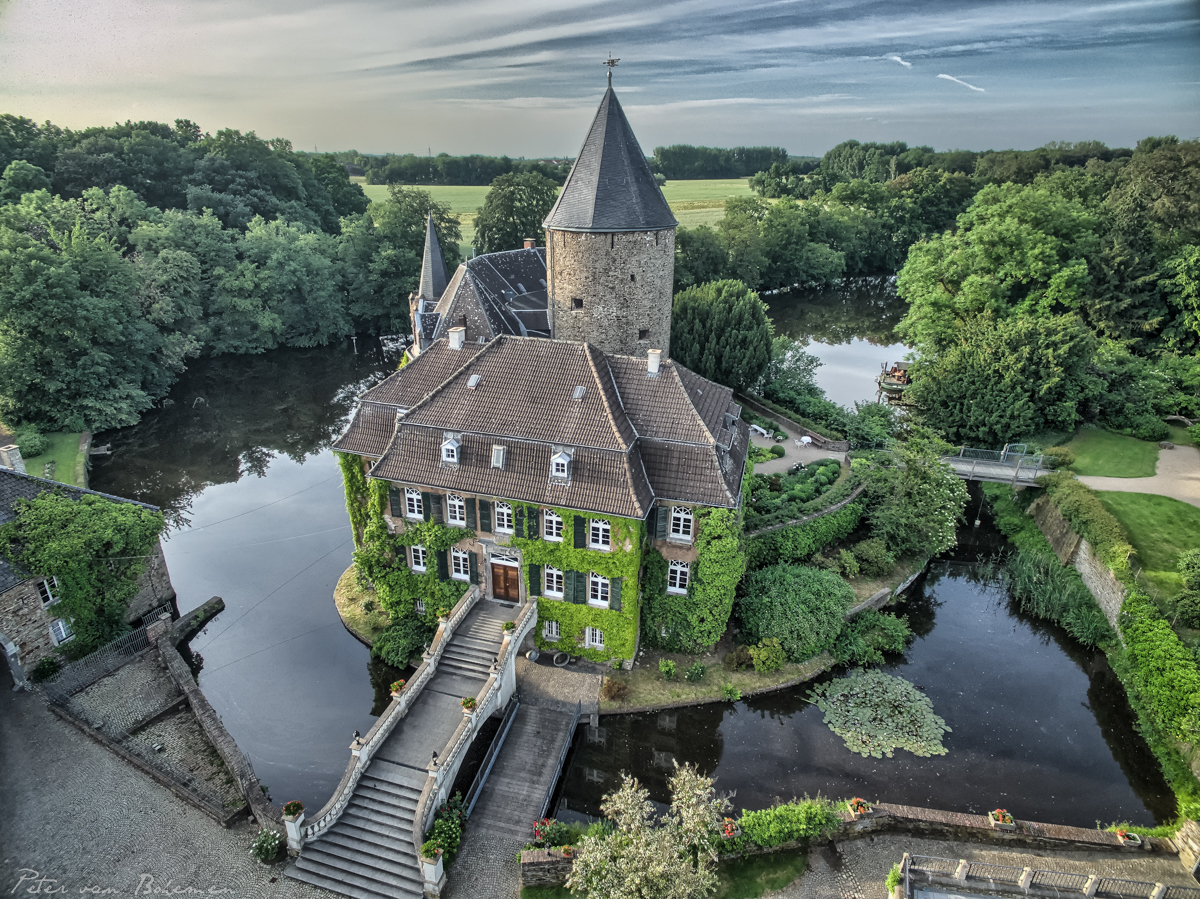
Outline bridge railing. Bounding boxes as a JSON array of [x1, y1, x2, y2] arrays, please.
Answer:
[[298, 584, 481, 847]]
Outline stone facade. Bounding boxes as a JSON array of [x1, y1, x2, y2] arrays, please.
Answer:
[[1173, 820, 1200, 879], [546, 228, 675, 358], [1030, 495, 1125, 629]]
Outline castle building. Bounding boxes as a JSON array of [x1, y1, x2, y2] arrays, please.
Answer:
[[336, 80, 748, 661]]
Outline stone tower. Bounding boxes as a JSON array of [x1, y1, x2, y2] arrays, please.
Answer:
[[543, 77, 677, 358]]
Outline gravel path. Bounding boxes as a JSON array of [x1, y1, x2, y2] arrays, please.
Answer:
[[1078, 444, 1200, 509]]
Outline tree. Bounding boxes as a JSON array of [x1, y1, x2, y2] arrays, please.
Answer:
[[472, 172, 558, 254], [863, 427, 968, 559], [717, 197, 767, 287], [311, 153, 369, 218], [673, 225, 727, 291], [0, 160, 51, 205], [736, 564, 851, 662], [906, 314, 1097, 445], [670, 280, 772, 393], [567, 765, 730, 899]]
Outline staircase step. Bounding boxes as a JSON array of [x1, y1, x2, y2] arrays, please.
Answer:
[[322, 830, 420, 867], [441, 644, 497, 665], [286, 860, 396, 899], [303, 839, 423, 888], [291, 852, 423, 899], [365, 758, 430, 790], [348, 793, 417, 823], [341, 807, 415, 842], [325, 818, 412, 854], [357, 775, 421, 805], [451, 630, 504, 649]]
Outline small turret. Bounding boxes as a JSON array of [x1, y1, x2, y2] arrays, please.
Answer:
[[409, 213, 451, 354]]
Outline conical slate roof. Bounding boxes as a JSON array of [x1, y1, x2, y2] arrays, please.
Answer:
[[418, 213, 450, 301], [543, 85, 677, 233]]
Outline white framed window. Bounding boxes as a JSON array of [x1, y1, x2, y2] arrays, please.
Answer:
[[416, 598, 426, 614], [441, 436, 460, 464], [668, 560, 690, 594], [495, 502, 514, 533], [49, 618, 73, 645], [410, 545, 427, 572], [588, 573, 609, 608], [670, 507, 693, 541], [550, 450, 571, 480], [543, 619, 560, 641], [584, 626, 605, 649], [37, 576, 58, 606], [451, 548, 470, 581], [543, 510, 564, 541], [544, 566, 565, 597], [447, 494, 466, 526], [589, 519, 610, 550], [404, 488, 423, 520], [491, 445, 506, 469]]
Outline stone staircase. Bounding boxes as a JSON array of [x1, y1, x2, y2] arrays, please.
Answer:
[[287, 602, 511, 899]]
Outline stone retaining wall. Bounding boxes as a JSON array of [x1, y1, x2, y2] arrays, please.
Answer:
[[737, 393, 851, 452], [1029, 495, 1125, 629], [1173, 821, 1200, 878], [519, 848, 575, 887]]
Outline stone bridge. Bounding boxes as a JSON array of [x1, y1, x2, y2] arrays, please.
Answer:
[[285, 586, 538, 899]]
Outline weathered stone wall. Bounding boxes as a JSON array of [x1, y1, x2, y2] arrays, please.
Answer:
[[1173, 820, 1200, 877], [0, 579, 56, 677], [1029, 496, 1082, 565], [1029, 496, 1124, 629], [127, 542, 178, 622], [546, 228, 675, 358], [519, 848, 575, 887]]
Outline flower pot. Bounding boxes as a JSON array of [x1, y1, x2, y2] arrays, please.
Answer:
[[988, 811, 1016, 832], [846, 800, 871, 819], [553, 651, 570, 668], [1116, 832, 1142, 847]]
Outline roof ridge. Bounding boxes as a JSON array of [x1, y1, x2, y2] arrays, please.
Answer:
[[582, 343, 630, 451], [0, 468, 159, 512], [668, 362, 716, 445], [390, 336, 503, 424]]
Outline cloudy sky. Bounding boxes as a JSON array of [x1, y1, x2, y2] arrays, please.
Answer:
[[0, 0, 1196, 158]]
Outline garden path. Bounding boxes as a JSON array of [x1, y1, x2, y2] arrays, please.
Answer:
[[750, 425, 843, 476], [1078, 444, 1200, 509]]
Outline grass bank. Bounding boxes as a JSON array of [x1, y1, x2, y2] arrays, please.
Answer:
[[1096, 492, 1200, 602], [1066, 428, 1159, 478], [519, 847, 807, 899], [848, 557, 925, 603], [333, 564, 390, 645], [21, 431, 87, 487]]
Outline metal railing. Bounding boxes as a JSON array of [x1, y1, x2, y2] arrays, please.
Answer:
[[464, 697, 521, 818], [45, 620, 157, 696], [540, 699, 582, 819], [903, 856, 1200, 899], [1031, 870, 1091, 891]]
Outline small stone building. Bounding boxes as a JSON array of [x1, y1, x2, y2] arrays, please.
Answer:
[[0, 469, 176, 686]]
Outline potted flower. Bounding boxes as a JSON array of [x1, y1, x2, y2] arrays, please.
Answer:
[[282, 800, 304, 822], [250, 828, 285, 865], [390, 679, 406, 698], [1115, 829, 1142, 847], [419, 842, 444, 884], [720, 817, 740, 839], [847, 798, 871, 819], [560, 845, 573, 858], [461, 696, 477, 712], [988, 808, 1016, 832], [503, 621, 515, 633]]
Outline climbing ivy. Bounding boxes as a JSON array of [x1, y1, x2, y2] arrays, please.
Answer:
[[336, 452, 371, 548], [0, 491, 165, 657]]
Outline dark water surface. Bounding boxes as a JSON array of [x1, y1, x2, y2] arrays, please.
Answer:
[[91, 342, 397, 809], [555, 510, 1175, 829]]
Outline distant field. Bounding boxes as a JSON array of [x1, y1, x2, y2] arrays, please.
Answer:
[[350, 177, 753, 252]]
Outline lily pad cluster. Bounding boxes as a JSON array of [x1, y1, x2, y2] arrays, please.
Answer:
[[809, 668, 950, 758]]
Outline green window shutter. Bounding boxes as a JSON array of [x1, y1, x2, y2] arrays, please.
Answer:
[[422, 491, 432, 522], [562, 569, 576, 604], [469, 551, 479, 585], [573, 571, 587, 604], [389, 486, 402, 518], [573, 515, 586, 549], [528, 564, 542, 596], [528, 506, 541, 540], [479, 500, 492, 533], [435, 550, 449, 581], [646, 507, 657, 539], [515, 505, 525, 538], [430, 494, 444, 524], [609, 576, 622, 611], [655, 506, 669, 540], [466, 498, 477, 530]]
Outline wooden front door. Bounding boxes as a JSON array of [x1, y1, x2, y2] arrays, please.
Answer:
[[491, 564, 520, 602]]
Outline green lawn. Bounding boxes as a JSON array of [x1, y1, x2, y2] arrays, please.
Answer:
[[1065, 428, 1160, 478], [1096, 491, 1200, 598], [1168, 423, 1194, 447], [519, 848, 807, 899], [21, 432, 87, 487]]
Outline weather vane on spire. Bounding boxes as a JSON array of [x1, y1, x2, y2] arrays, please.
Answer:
[[605, 55, 619, 84]]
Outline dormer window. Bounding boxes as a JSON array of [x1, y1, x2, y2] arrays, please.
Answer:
[[441, 436, 461, 464], [550, 451, 571, 480], [491, 445, 506, 469]]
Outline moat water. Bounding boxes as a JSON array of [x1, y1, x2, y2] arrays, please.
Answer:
[[90, 281, 1173, 823]]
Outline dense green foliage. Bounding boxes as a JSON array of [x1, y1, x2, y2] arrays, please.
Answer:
[[1039, 472, 1134, 575], [472, 172, 559, 253], [1175, 549, 1200, 627], [744, 501, 863, 570], [372, 617, 435, 668], [352, 151, 570, 186], [1004, 551, 1114, 648], [743, 458, 849, 532], [670, 280, 773, 393], [0, 490, 164, 656], [809, 668, 951, 758], [336, 452, 372, 547], [737, 799, 840, 848], [676, 509, 746, 652], [737, 564, 851, 662], [422, 793, 466, 862], [850, 539, 894, 578], [833, 610, 913, 665], [651, 145, 790, 180]]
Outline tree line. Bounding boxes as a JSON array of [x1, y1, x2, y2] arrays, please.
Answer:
[[649, 145, 802, 180], [346, 151, 572, 186]]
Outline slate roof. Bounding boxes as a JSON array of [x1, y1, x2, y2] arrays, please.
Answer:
[[543, 86, 677, 233], [417, 214, 450, 302], [336, 335, 749, 516], [0, 469, 159, 593], [428, 248, 550, 344]]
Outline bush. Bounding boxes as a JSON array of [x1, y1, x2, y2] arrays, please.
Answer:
[[600, 677, 629, 702], [724, 645, 754, 671], [30, 655, 60, 683], [1131, 416, 1169, 442], [361, 598, 376, 613], [250, 828, 285, 862], [659, 658, 676, 680], [721, 683, 742, 701], [738, 564, 852, 662], [745, 501, 864, 568], [371, 617, 435, 667], [886, 864, 903, 892], [836, 549, 860, 579], [685, 661, 706, 682], [834, 611, 913, 665], [851, 539, 894, 578], [424, 793, 465, 862], [749, 638, 786, 673], [770, 444, 786, 458], [1042, 446, 1075, 470], [1120, 590, 1200, 748], [1176, 549, 1200, 627], [1188, 423, 1200, 444], [739, 799, 841, 848], [14, 428, 48, 459], [1040, 473, 1133, 573], [1006, 551, 1114, 647]]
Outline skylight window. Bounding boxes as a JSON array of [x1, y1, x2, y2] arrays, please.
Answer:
[[572, 386, 586, 401], [491, 445, 506, 469], [468, 374, 481, 389]]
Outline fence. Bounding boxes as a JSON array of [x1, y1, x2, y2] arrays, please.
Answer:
[[43, 604, 172, 696], [540, 700, 582, 819], [904, 856, 1200, 899]]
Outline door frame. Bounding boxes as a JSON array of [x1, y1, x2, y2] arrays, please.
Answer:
[[487, 548, 522, 602]]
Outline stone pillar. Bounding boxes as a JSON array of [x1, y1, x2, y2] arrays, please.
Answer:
[[146, 613, 172, 646], [421, 851, 445, 898], [284, 811, 305, 856], [499, 635, 517, 705]]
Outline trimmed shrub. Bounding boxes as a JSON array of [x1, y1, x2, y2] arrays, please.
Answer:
[[749, 637, 786, 673], [14, 428, 47, 459], [659, 658, 676, 680], [724, 645, 754, 670], [739, 799, 840, 848], [737, 564, 852, 662], [745, 501, 864, 569], [372, 618, 435, 667], [770, 444, 786, 458], [1131, 416, 1169, 443], [851, 539, 894, 578], [1042, 446, 1075, 470], [833, 610, 912, 664]]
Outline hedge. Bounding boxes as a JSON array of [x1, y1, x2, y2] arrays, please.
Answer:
[[737, 799, 840, 848], [745, 501, 864, 570]]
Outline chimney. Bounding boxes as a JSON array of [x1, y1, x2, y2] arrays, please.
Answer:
[[647, 349, 662, 377], [523, 238, 535, 250], [0, 445, 26, 474], [449, 326, 465, 350]]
